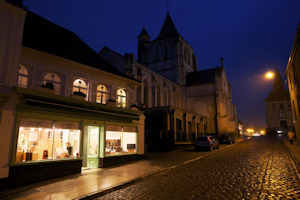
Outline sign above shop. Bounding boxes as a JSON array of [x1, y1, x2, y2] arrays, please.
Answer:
[[20, 118, 53, 128], [55, 121, 80, 130], [106, 125, 122, 132]]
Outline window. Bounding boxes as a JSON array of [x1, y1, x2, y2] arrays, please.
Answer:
[[105, 126, 137, 156], [73, 79, 87, 97], [155, 47, 159, 60], [164, 90, 171, 106], [43, 73, 61, 94], [15, 119, 81, 162], [143, 79, 148, 107], [156, 85, 161, 106], [96, 84, 108, 104], [117, 89, 126, 108], [17, 64, 28, 88]]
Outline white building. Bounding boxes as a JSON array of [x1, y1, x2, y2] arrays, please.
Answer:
[[0, 0, 145, 189]]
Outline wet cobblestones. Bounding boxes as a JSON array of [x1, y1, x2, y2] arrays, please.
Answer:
[[97, 136, 300, 200]]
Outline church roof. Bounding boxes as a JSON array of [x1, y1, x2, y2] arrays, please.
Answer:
[[265, 68, 290, 101], [22, 11, 130, 79], [155, 13, 179, 40], [186, 67, 223, 86], [137, 27, 150, 38]]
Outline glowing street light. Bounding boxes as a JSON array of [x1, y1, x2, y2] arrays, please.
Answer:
[[265, 71, 274, 79]]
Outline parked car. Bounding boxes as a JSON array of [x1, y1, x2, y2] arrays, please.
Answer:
[[218, 134, 235, 144], [195, 135, 219, 151]]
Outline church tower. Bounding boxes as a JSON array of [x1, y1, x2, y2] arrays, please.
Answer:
[[265, 68, 294, 134], [137, 13, 197, 85]]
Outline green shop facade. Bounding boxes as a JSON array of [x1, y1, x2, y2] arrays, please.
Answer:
[[4, 87, 145, 189]]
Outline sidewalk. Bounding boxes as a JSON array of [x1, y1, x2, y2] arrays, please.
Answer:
[[0, 138, 245, 200], [281, 136, 300, 178]]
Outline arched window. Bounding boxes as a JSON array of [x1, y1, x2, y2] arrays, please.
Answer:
[[155, 47, 159, 60], [156, 85, 161, 107], [43, 73, 61, 94], [143, 79, 148, 107], [73, 79, 87, 97], [17, 64, 28, 88], [117, 89, 126, 108], [174, 92, 180, 107], [96, 84, 108, 104], [164, 45, 168, 59], [165, 90, 170, 106]]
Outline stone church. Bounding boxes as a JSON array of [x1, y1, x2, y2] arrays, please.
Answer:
[[100, 12, 238, 150], [265, 68, 294, 134]]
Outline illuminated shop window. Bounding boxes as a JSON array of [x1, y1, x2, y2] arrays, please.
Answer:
[[117, 89, 126, 108], [96, 84, 108, 104], [73, 79, 87, 97], [105, 126, 137, 156], [43, 72, 61, 94], [17, 64, 28, 88], [15, 119, 81, 162]]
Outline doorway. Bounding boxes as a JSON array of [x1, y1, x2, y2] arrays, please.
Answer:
[[83, 126, 102, 168]]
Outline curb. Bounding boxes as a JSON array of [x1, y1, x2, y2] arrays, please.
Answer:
[[280, 138, 300, 181], [75, 138, 246, 200]]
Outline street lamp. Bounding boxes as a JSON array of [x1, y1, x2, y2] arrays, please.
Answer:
[[265, 71, 274, 79]]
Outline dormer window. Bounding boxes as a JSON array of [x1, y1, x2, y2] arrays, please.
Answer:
[[43, 73, 61, 94], [117, 89, 126, 108], [17, 64, 28, 88], [96, 84, 108, 104]]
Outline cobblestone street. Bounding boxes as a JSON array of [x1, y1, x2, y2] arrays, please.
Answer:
[[98, 136, 300, 200]]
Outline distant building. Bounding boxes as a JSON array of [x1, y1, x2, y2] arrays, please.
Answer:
[[0, 1, 144, 190], [286, 23, 300, 141], [100, 12, 239, 150], [265, 68, 293, 134]]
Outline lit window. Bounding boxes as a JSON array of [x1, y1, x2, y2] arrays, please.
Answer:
[[43, 73, 61, 94], [117, 89, 126, 108], [96, 84, 109, 104], [15, 119, 81, 162], [73, 79, 87, 97], [17, 64, 28, 88], [105, 126, 137, 156]]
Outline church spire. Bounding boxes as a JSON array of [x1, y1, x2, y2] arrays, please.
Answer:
[[156, 12, 179, 40], [273, 67, 284, 89]]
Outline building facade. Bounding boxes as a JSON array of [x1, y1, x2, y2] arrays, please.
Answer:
[[0, 1, 145, 189], [286, 23, 300, 141], [265, 68, 294, 134], [100, 12, 239, 150]]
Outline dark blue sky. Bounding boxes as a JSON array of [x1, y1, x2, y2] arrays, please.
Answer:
[[24, 0, 300, 130]]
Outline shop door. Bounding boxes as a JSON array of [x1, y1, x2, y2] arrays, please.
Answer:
[[87, 126, 100, 168]]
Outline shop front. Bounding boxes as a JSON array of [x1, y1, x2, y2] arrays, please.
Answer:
[[6, 88, 145, 188]]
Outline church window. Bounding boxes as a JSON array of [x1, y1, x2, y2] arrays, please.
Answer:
[[164, 45, 168, 59], [156, 85, 161, 107], [96, 84, 109, 104], [155, 47, 159, 60], [43, 72, 61, 94], [143, 79, 148, 107], [117, 88, 126, 108], [17, 64, 28, 88], [164, 90, 171, 106], [73, 79, 87, 98]]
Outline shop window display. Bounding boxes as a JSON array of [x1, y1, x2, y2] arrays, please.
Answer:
[[16, 119, 81, 162], [105, 126, 137, 155]]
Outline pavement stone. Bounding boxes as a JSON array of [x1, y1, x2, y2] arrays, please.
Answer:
[[0, 138, 245, 200]]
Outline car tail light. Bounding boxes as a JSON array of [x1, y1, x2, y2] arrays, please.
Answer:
[[207, 138, 211, 143]]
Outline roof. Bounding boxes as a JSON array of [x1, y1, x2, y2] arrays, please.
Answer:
[[266, 68, 290, 101], [155, 13, 179, 41], [137, 27, 150, 39], [22, 11, 133, 79], [186, 67, 223, 86]]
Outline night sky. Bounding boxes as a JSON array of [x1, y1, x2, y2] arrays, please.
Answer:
[[23, 0, 300, 130]]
